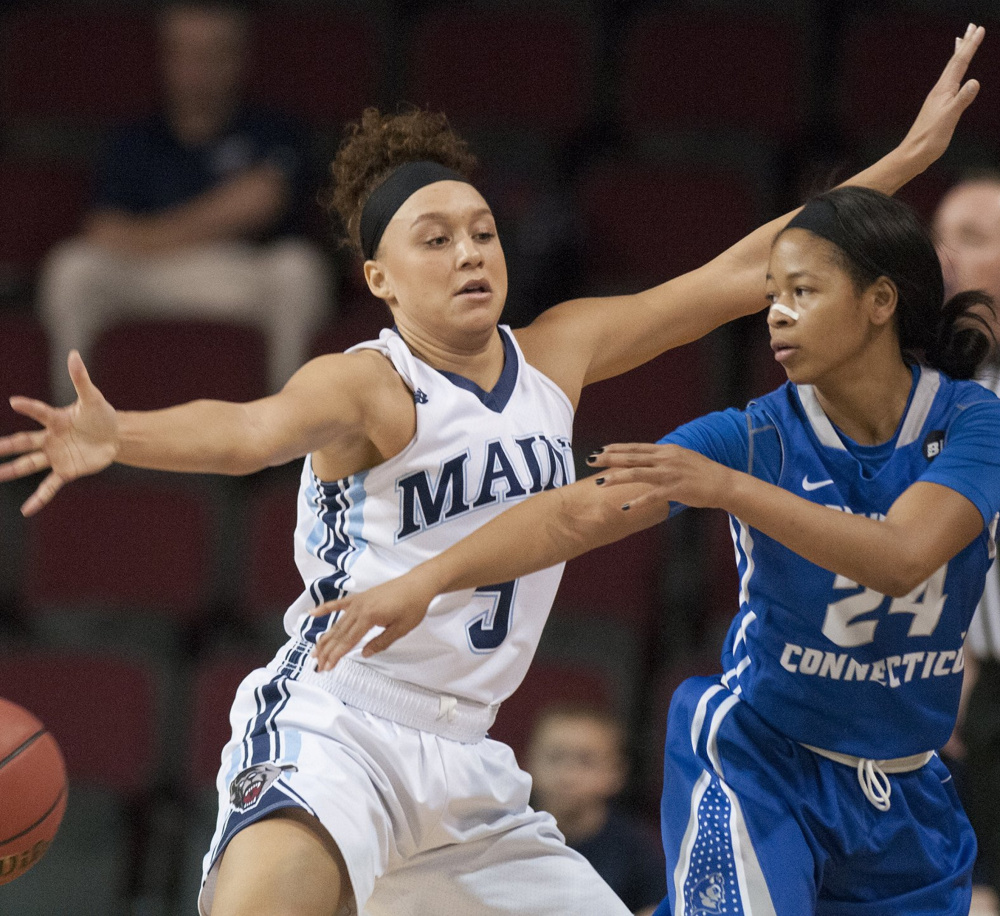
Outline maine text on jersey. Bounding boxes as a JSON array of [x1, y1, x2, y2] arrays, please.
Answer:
[[395, 434, 573, 540]]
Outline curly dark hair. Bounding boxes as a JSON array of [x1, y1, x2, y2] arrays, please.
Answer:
[[326, 107, 478, 256]]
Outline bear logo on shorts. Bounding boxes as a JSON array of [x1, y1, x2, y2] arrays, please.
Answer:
[[688, 872, 726, 915], [229, 762, 296, 813]]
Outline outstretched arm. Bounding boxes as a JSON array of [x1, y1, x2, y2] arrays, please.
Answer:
[[0, 349, 385, 516], [312, 427, 991, 671], [518, 25, 985, 394], [586, 443, 986, 598]]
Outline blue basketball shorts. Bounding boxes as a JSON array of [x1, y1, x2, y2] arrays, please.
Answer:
[[653, 675, 976, 916]]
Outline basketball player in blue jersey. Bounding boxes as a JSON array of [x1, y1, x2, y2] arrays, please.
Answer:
[[313, 184, 1000, 914], [0, 27, 986, 916]]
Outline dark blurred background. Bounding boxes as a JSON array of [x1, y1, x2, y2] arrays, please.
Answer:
[[2, 1, 1000, 913]]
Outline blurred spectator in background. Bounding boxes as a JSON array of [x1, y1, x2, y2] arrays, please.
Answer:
[[526, 703, 666, 916], [37, 0, 331, 402], [934, 174, 1000, 909]]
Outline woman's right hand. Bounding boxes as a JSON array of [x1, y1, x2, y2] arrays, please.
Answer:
[[0, 351, 119, 515]]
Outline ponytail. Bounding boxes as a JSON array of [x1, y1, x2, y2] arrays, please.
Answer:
[[923, 290, 996, 379]]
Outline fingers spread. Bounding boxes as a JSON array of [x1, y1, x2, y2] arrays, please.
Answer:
[[9, 396, 54, 427], [362, 630, 396, 658], [0, 451, 51, 484], [21, 471, 64, 516], [314, 611, 371, 671], [68, 351, 98, 404], [0, 430, 45, 459]]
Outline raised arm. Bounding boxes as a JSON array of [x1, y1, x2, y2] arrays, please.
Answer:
[[517, 25, 984, 395], [0, 348, 392, 516]]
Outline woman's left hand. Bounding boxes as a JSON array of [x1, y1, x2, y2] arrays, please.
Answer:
[[588, 442, 733, 513], [310, 569, 438, 672]]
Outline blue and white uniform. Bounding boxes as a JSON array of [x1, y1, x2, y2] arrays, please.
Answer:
[[200, 327, 632, 916], [654, 365, 1000, 915]]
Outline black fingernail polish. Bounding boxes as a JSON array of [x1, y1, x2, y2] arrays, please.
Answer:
[[586, 455, 597, 464], [622, 504, 631, 511], [595, 477, 605, 485], [591, 447, 604, 455]]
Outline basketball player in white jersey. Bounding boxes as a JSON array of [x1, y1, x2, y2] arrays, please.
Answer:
[[0, 28, 984, 916]]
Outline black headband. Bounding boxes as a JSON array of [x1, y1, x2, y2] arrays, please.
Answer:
[[359, 161, 471, 260], [785, 197, 845, 248]]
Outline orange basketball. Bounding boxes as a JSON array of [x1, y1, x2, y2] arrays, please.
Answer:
[[0, 697, 67, 885]]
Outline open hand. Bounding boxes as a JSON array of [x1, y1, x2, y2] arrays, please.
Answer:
[[311, 569, 438, 672], [0, 351, 119, 515], [588, 442, 732, 513], [900, 23, 984, 170]]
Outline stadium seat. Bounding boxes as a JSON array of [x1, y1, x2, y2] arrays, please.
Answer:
[[247, 7, 383, 128], [0, 8, 157, 126], [185, 651, 271, 792], [489, 660, 612, 765], [576, 158, 759, 289], [243, 482, 302, 622], [0, 649, 158, 790], [22, 478, 215, 626], [618, 8, 808, 139], [0, 160, 90, 277], [404, 6, 594, 139], [0, 649, 159, 915], [0, 313, 50, 438], [90, 318, 269, 411], [836, 12, 1000, 144]]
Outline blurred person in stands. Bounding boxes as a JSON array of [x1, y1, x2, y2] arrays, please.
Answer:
[[526, 703, 666, 916], [934, 174, 1000, 911], [38, 0, 331, 402]]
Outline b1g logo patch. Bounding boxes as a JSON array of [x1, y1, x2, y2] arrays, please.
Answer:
[[923, 430, 945, 461], [229, 762, 296, 813]]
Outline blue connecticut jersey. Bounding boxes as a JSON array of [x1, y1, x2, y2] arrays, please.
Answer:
[[661, 365, 1000, 758]]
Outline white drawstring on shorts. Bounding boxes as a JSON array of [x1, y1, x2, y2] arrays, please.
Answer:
[[437, 695, 459, 723], [857, 758, 892, 812], [802, 744, 934, 812]]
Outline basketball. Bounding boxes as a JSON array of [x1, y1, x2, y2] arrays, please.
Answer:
[[0, 697, 67, 885]]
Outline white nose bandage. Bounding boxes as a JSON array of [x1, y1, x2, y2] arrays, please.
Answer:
[[769, 303, 800, 322]]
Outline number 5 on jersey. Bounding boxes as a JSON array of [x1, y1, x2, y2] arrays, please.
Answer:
[[466, 581, 517, 653], [822, 564, 948, 648]]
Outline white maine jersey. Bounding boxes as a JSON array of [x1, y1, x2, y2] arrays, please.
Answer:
[[282, 326, 575, 706]]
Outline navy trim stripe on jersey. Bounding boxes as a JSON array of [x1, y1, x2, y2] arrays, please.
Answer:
[[437, 326, 519, 413], [302, 470, 369, 644]]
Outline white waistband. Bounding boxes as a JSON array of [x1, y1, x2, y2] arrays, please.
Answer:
[[299, 657, 499, 744], [801, 744, 934, 812]]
